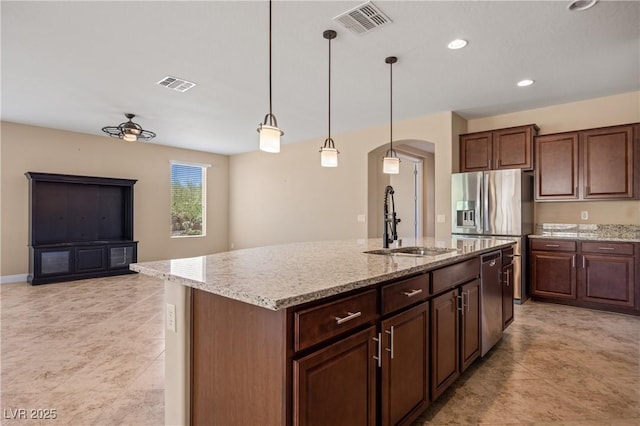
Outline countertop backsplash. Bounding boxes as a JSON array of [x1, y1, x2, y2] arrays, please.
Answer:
[[532, 223, 640, 241]]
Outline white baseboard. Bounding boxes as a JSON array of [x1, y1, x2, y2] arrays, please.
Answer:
[[0, 274, 28, 284]]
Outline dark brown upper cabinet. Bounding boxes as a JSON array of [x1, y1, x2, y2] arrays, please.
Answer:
[[534, 123, 639, 201], [459, 124, 539, 172]]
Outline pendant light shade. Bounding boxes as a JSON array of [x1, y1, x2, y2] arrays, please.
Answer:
[[383, 56, 400, 174], [383, 155, 400, 174], [319, 29, 339, 167], [257, 0, 283, 153], [102, 113, 156, 142]]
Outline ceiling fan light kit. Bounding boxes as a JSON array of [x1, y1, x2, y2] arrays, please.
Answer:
[[101, 113, 156, 142]]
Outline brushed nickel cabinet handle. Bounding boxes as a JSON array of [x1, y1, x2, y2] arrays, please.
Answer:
[[572, 255, 575, 268], [335, 311, 362, 325], [372, 333, 382, 368], [546, 244, 560, 248], [385, 326, 395, 359], [598, 247, 615, 251], [583, 256, 586, 269], [402, 289, 423, 298]]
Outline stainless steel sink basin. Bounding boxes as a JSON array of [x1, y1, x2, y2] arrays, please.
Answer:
[[364, 246, 458, 257]]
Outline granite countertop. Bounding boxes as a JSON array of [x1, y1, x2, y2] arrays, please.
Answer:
[[130, 236, 515, 311], [529, 224, 640, 242]]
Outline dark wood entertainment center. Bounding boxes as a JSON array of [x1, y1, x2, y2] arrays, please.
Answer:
[[26, 172, 138, 285]]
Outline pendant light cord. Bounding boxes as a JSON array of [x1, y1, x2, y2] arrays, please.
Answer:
[[328, 35, 332, 140], [269, 0, 273, 118], [389, 59, 393, 153]]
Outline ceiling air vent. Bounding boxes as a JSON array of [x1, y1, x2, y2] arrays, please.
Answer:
[[156, 76, 196, 93], [333, 1, 391, 35]]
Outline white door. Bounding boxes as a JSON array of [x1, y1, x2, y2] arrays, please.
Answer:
[[390, 155, 423, 240]]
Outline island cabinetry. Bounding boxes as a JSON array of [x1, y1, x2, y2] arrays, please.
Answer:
[[530, 238, 638, 314], [295, 272, 431, 426], [294, 326, 377, 426], [379, 302, 429, 426], [430, 258, 480, 399], [534, 123, 639, 201], [459, 124, 538, 172], [502, 246, 515, 330]]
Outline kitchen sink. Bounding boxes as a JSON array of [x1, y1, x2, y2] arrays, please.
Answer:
[[364, 246, 458, 257]]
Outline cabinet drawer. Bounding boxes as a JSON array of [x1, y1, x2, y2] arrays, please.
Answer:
[[381, 273, 430, 315], [432, 258, 479, 295], [294, 289, 377, 352], [581, 242, 634, 256], [530, 239, 576, 252]]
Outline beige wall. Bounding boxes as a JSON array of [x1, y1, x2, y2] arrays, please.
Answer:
[[1, 122, 229, 277], [467, 92, 640, 225], [229, 112, 455, 249]]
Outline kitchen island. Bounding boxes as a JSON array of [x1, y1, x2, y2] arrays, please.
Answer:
[[131, 236, 515, 426]]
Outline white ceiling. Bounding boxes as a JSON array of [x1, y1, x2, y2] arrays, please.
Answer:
[[2, 1, 639, 155]]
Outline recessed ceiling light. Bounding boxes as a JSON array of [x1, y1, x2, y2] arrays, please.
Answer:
[[567, 0, 598, 12], [517, 79, 535, 87], [447, 39, 468, 50]]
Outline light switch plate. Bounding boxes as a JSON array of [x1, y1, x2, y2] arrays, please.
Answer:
[[357, 214, 366, 223], [437, 214, 446, 223], [166, 303, 176, 333]]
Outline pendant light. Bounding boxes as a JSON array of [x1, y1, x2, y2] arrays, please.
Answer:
[[257, 0, 283, 153], [101, 113, 156, 142], [383, 56, 400, 174], [319, 30, 339, 168]]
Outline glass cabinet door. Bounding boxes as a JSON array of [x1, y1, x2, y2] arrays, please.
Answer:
[[109, 245, 134, 269]]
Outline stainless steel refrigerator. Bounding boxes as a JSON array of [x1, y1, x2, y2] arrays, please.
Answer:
[[451, 169, 533, 302]]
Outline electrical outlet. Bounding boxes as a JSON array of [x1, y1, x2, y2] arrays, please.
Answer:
[[581, 211, 589, 220], [357, 214, 366, 223], [166, 303, 176, 333], [437, 214, 446, 223]]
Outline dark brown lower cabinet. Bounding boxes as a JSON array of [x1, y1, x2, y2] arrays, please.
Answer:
[[530, 251, 577, 299], [380, 303, 429, 426], [430, 289, 459, 400], [294, 326, 377, 426], [502, 262, 515, 329], [582, 254, 634, 307], [460, 279, 480, 372], [530, 238, 638, 315]]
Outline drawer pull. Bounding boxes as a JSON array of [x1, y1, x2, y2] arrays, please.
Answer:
[[335, 311, 362, 325], [402, 289, 423, 298], [545, 244, 560, 248], [598, 247, 615, 251], [372, 333, 382, 368]]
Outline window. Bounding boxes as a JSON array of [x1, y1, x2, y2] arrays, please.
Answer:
[[171, 162, 207, 237]]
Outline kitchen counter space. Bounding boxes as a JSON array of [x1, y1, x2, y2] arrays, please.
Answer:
[[529, 223, 640, 242], [131, 236, 514, 311]]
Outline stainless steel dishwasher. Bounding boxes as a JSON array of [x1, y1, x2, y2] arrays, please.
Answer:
[[481, 250, 503, 356]]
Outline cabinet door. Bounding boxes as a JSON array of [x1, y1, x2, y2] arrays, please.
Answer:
[[37, 248, 73, 276], [460, 279, 480, 372], [380, 303, 429, 426], [582, 125, 634, 199], [294, 326, 377, 426], [460, 132, 492, 172], [108, 244, 137, 270], [75, 246, 107, 272], [582, 254, 634, 307], [530, 251, 577, 299], [493, 125, 536, 170], [502, 263, 514, 330], [430, 289, 460, 400], [535, 133, 579, 200]]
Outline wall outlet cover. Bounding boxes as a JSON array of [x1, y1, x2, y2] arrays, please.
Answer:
[[166, 303, 176, 333], [581, 211, 589, 220]]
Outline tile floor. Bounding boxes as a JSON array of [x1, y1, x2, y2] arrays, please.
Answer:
[[1, 273, 638, 425]]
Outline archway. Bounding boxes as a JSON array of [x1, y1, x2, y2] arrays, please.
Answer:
[[367, 139, 436, 240]]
